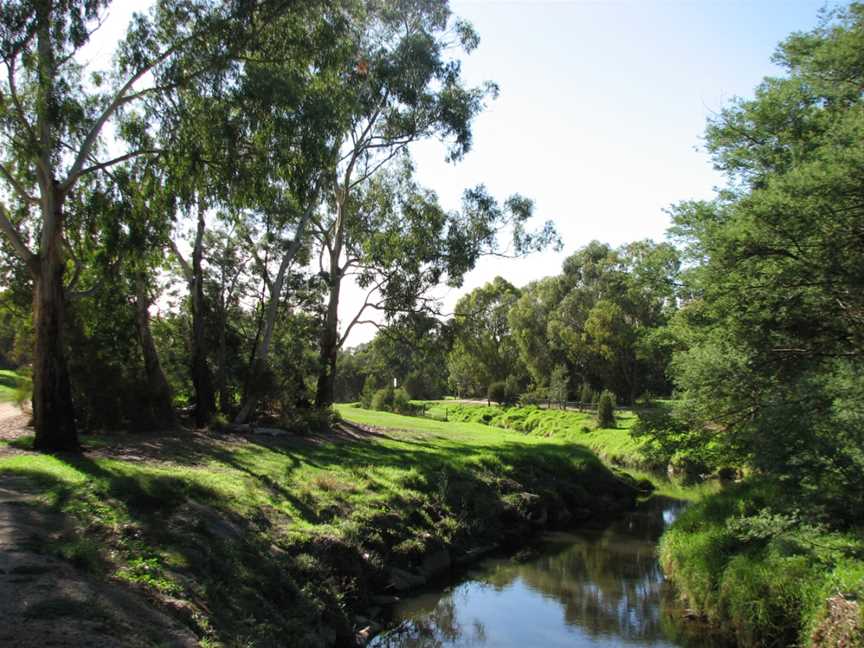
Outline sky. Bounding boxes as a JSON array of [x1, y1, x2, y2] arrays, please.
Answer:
[[79, 0, 835, 344], [343, 0, 833, 345]]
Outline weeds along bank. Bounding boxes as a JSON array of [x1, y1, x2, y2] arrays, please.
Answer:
[[0, 407, 638, 647], [660, 481, 864, 648]]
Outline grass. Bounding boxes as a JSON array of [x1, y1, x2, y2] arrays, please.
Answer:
[[419, 402, 648, 468], [0, 368, 22, 402], [0, 405, 639, 646], [659, 481, 864, 647]]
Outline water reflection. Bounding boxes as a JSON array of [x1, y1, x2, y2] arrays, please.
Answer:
[[371, 497, 730, 648]]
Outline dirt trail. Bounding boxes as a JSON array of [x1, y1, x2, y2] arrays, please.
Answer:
[[0, 404, 200, 647]]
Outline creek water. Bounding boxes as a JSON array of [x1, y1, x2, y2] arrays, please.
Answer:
[[370, 496, 732, 648]]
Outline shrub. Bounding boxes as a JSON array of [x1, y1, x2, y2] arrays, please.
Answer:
[[579, 382, 596, 405], [278, 406, 335, 435], [371, 387, 394, 412], [596, 390, 616, 428], [391, 387, 412, 414], [519, 387, 547, 406], [360, 377, 379, 409], [487, 381, 517, 406]]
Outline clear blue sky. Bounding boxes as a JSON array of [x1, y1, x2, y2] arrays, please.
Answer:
[[343, 0, 833, 344]]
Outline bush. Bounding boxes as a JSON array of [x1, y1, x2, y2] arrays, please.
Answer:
[[487, 381, 517, 406], [630, 404, 722, 475], [519, 387, 547, 406], [371, 387, 394, 412], [359, 377, 379, 409], [596, 390, 616, 428], [579, 382, 596, 405], [368, 386, 417, 415], [278, 406, 336, 435], [391, 387, 412, 415]]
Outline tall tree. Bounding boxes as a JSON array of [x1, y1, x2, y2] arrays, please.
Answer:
[[448, 277, 525, 398], [667, 3, 864, 519], [311, 0, 496, 406], [0, 0, 263, 449]]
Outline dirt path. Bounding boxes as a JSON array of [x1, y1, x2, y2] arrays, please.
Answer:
[[0, 402, 29, 443], [0, 405, 200, 647]]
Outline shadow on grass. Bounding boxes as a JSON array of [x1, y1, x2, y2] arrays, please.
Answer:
[[0, 423, 637, 645]]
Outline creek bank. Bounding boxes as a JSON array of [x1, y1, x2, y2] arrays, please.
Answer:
[[367, 494, 735, 648], [0, 409, 645, 647], [659, 481, 864, 648]]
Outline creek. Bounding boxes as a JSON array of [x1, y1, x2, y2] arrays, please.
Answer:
[[370, 495, 732, 647]]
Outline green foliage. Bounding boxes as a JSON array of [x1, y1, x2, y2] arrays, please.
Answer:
[[487, 381, 509, 406], [578, 382, 596, 405], [371, 387, 395, 412], [660, 481, 864, 647], [448, 278, 526, 398], [596, 390, 616, 428], [359, 376, 379, 410], [630, 404, 724, 477], [508, 241, 680, 405], [664, 3, 864, 526], [370, 386, 414, 415], [548, 365, 569, 408]]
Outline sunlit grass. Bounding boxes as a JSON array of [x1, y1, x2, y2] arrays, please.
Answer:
[[0, 369, 21, 402]]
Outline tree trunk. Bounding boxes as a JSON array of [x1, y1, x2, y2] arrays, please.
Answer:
[[235, 207, 314, 423], [190, 203, 215, 427], [32, 219, 78, 451], [315, 273, 341, 407], [216, 307, 230, 415], [134, 274, 176, 430], [315, 199, 345, 408]]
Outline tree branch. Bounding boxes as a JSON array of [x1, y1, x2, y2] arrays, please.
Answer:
[[0, 162, 38, 203], [62, 43, 183, 189], [71, 149, 161, 181], [0, 202, 37, 272], [168, 238, 193, 284]]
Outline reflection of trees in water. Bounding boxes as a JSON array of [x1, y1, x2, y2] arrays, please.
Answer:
[[374, 499, 699, 647], [372, 587, 487, 648]]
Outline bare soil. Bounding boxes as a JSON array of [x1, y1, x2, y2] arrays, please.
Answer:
[[0, 405, 199, 648]]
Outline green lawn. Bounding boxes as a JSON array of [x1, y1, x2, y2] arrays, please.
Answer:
[[417, 402, 647, 468], [0, 405, 636, 645], [0, 369, 21, 402]]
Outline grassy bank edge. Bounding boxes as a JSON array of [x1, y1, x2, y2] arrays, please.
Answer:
[[659, 481, 864, 647], [0, 406, 641, 647]]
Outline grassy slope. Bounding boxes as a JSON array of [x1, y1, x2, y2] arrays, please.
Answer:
[[660, 482, 864, 647], [423, 402, 647, 468], [419, 403, 720, 501], [0, 369, 21, 402], [0, 406, 637, 647]]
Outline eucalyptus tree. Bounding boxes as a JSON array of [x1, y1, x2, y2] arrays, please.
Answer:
[[312, 1, 559, 405], [0, 0, 272, 450], [447, 277, 525, 398], [223, 6, 352, 423]]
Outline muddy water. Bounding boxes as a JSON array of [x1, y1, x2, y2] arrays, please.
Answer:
[[370, 497, 731, 648]]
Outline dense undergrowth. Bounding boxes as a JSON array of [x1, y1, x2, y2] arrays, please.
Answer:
[[660, 481, 864, 647], [0, 406, 637, 647]]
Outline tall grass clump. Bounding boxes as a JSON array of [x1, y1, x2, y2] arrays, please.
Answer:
[[660, 481, 864, 647]]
